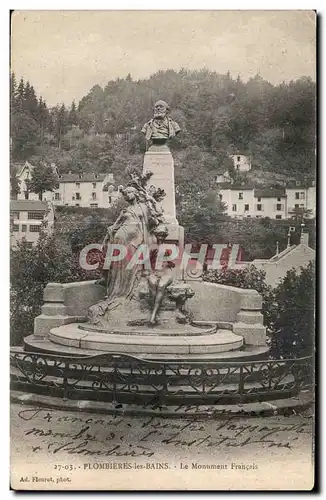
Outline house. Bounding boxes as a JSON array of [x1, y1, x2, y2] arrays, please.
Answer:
[[10, 200, 55, 248], [14, 162, 119, 208], [16, 161, 58, 202], [253, 188, 287, 220], [218, 181, 316, 220], [249, 232, 315, 287], [286, 180, 316, 218], [230, 154, 251, 172], [54, 172, 118, 208], [218, 182, 255, 219]]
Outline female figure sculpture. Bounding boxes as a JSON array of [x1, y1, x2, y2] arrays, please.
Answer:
[[87, 172, 169, 327]]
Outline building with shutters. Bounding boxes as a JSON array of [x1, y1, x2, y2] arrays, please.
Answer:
[[10, 200, 55, 248], [14, 161, 119, 209], [218, 182, 315, 220], [229, 154, 252, 172]]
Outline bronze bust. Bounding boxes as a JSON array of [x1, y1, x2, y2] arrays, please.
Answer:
[[141, 100, 181, 145]]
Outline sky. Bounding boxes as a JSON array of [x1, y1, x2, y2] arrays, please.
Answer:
[[11, 10, 316, 106]]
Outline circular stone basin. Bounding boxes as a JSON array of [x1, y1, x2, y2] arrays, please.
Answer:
[[49, 323, 244, 355], [77, 322, 217, 337]]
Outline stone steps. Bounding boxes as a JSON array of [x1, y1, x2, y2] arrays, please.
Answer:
[[23, 335, 269, 361], [10, 389, 313, 418]]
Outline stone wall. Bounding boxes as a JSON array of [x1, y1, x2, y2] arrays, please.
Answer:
[[34, 280, 266, 346]]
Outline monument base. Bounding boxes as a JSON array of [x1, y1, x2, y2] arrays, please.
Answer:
[[48, 323, 243, 355]]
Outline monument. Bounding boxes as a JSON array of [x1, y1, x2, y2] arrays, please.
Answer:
[[141, 100, 183, 244], [24, 101, 267, 360]]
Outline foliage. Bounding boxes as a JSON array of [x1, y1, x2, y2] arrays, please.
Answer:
[[203, 262, 315, 359], [10, 70, 315, 182], [26, 162, 59, 199], [10, 228, 101, 346], [268, 262, 315, 359], [10, 164, 20, 199], [10, 200, 126, 345]]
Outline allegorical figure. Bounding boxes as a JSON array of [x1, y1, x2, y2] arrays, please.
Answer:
[[87, 172, 172, 326], [141, 100, 181, 145]]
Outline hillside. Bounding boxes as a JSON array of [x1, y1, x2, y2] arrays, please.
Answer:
[[10, 69, 316, 195]]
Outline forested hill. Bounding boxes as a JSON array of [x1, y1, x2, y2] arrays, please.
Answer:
[[10, 69, 316, 186]]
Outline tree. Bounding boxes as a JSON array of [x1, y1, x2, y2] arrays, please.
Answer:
[[27, 163, 59, 200], [16, 77, 25, 110], [10, 72, 17, 111], [10, 230, 96, 345], [288, 206, 314, 222], [10, 205, 123, 345], [10, 111, 39, 160], [68, 100, 78, 126], [10, 165, 20, 199], [203, 263, 315, 360], [268, 263, 315, 358], [37, 96, 50, 144]]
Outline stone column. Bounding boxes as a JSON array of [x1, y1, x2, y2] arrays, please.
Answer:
[[142, 144, 184, 245]]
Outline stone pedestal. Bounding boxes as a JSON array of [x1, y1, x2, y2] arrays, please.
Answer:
[[143, 144, 184, 246], [143, 144, 177, 223]]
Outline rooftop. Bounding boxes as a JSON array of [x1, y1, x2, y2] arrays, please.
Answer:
[[58, 173, 107, 183], [286, 180, 315, 189], [254, 188, 286, 198], [228, 183, 255, 190], [10, 200, 49, 212]]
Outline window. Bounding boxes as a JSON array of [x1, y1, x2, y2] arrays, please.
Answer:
[[108, 196, 112, 204], [92, 192, 97, 200], [12, 224, 19, 232], [276, 204, 282, 211], [246, 215, 251, 218], [295, 204, 299, 208], [90, 203, 98, 208], [55, 193, 60, 200], [256, 215, 262, 218], [75, 203, 80, 207], [257, 204, 262, 211], [76, 183, 80, 188], [275, 215, 282, 220], [244, 204, 249, 211], [296, 181, 301, 186], [237, 156, 241, 162], [295, 192, 300, 199], [28, 212, 44, 220], [238, 192, 243, 200], [232, 204, 237, 212], [236, 164, 240, 170], [300, 204, 305, 208], [219, 194, 223, 201], [75, 193, 81, 200], [21, 224, 27, 232], [92, 183, 96, 189], [277, 197, 281, 202], [257, 197, 261, 202], [30, 225, 40, 232], [10, 211, 19, 219], [24, 191, 29, 200], [300, 192, 305, 199]]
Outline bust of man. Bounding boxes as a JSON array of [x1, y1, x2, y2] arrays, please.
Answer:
[[141, 100, 181, 144]]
